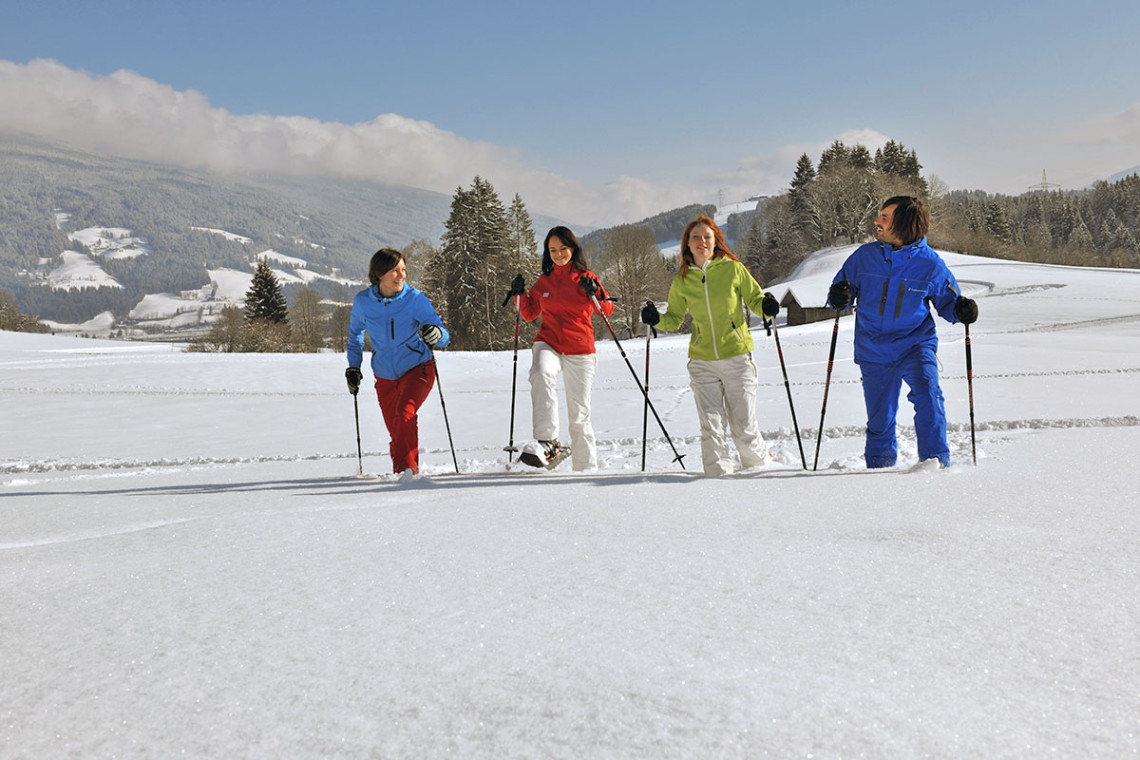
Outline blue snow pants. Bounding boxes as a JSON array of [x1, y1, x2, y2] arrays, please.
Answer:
[[859, 344, 949, 468]]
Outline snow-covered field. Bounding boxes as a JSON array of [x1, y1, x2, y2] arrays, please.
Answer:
[[3, 246, 1138, 758]]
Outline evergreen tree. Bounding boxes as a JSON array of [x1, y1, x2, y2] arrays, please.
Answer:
[[817, 141, 850, 176], [424, 176, 512, 350], [788, 153, 816, 233], [849, 145, 873, 170], [245, 259, 289, 324], [874, 140, 908, 176], [983, 201, 1013, 243], [505, 193, 538, 268], [0, 289, 48, 332]]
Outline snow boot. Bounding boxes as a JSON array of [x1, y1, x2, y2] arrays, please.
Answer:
[[519, 439, 571, 470]]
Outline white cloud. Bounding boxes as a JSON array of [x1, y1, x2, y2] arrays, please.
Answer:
[[0, 59, 894, 227]]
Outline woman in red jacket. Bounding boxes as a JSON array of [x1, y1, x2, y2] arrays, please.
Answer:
[[506, 226, 614, 470]]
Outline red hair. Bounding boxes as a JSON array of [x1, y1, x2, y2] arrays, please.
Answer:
[[679, 216, 739, 278]]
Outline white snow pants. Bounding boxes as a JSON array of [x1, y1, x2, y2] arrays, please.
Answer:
[[688, 353, 770, 476], [529, 341, 598, 470]]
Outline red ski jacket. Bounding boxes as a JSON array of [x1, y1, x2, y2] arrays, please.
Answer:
[[517, 264, 614, 355]]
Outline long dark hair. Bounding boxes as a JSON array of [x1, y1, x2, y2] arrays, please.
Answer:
[[882, 196, 929, 246], [368, 248, 404, 287], [679, 215, 739, 279], [541, 226, 588, 275]]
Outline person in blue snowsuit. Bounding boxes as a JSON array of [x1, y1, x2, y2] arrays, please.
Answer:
[[345, 248, 450, 474], [827, 195, 978, 469]]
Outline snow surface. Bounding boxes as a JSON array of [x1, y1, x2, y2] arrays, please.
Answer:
[[44, 251, 123, 291], [3, 246, 1139, 758], [67, 226, 151, 260], [258, 249, 309, 268], [190, 226, 253, 244]]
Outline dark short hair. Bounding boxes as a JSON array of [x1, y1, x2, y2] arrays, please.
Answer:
[[882, 196, 929, 246], [368, 248, 404, 286], [541, 226, 587, 275]]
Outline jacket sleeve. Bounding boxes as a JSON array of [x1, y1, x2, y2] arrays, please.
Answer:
[[930, 264, 962, 324], [833, 254, 860, 304], [737, 262, 767, 314], [588, 270, 615, 317], [517, 281, 543, 322], [416, 294, 450, 348], [657, 274, 688, 332], [346, 293, 367, 369]]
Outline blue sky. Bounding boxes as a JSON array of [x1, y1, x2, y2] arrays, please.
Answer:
[[2, 0, 1139, 226]]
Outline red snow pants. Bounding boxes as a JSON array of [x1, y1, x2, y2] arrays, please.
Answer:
[[374, 361, 436, 474]]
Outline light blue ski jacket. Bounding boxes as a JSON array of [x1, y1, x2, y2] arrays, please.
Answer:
[[346, 284, 449, 380], [831, 237, 961, 365]]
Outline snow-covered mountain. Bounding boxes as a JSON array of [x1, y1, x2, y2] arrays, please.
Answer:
[[3, 245, 1138, 758], [37, 224, 363, 337], [1106, 164, 1140, 184], [0, 134, 568, 331]]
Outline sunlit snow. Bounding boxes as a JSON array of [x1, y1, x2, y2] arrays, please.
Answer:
[[3, 246, 1138, 758]]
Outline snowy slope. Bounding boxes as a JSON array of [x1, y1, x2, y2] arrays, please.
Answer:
[[2, 247, 1139, 758]]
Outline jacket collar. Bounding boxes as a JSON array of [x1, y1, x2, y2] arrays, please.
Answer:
[[880, 236, 928, 260], [373, 284, 411, 304]]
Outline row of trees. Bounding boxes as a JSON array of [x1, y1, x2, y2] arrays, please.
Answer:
[[730, 137, 1140, 283], [737, 140, 928, 286], [931, 175, 1140, 268]]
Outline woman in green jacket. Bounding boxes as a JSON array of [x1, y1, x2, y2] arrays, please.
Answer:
[[641, 215, 779, 475]]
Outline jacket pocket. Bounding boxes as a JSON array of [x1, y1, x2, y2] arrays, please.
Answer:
[[897, 278, 930, 321]]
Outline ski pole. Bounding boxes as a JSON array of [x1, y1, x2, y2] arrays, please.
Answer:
[[641, 323, 656, 472], [429, 348, 460, 473], [966, 322, 977, 465], [591, 295, 686, 469], [353, 392, 364, 476], [813, 311, 842, 471], [504, 307, 521, 462], [770, 318, 807, 469]]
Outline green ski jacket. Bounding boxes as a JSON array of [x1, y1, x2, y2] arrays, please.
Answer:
[[658, 256, 767, 361]]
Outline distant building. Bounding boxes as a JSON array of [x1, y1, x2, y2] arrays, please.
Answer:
[[779, 289, 852, 326]]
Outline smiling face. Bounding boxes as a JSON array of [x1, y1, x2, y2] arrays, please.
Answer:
[[377, 258, 407, 298], [687, 224, 716, 266], [548, 235, 573, 268], [875, 204, 904, 247]]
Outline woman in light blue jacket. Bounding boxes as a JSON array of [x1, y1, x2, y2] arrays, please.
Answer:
[[345, 248, 449, 474]]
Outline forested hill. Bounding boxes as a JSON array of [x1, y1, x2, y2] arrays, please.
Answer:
[[0, 133, 459, 322]]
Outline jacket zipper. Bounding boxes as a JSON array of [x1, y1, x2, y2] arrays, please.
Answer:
[[701, 271, 719, 360], [894, 283, 906, 319]]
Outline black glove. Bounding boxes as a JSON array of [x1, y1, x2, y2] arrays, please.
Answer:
[[345, 367, 363, 396], [420, 324, 442, 346], [641, 301, 660, 327], [502, 274, 525, 307], [761, 292, 780, 317], [579, 275, 600, 298], [954, 296, 978, 325], [828, 280, 851, 311]]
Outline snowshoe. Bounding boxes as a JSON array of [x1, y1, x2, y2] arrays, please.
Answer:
[[518, 439, 571, 470]]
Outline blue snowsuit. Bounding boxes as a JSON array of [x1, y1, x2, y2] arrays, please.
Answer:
[[346, 284, 450, 380], [830, 237, 961, 468]]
